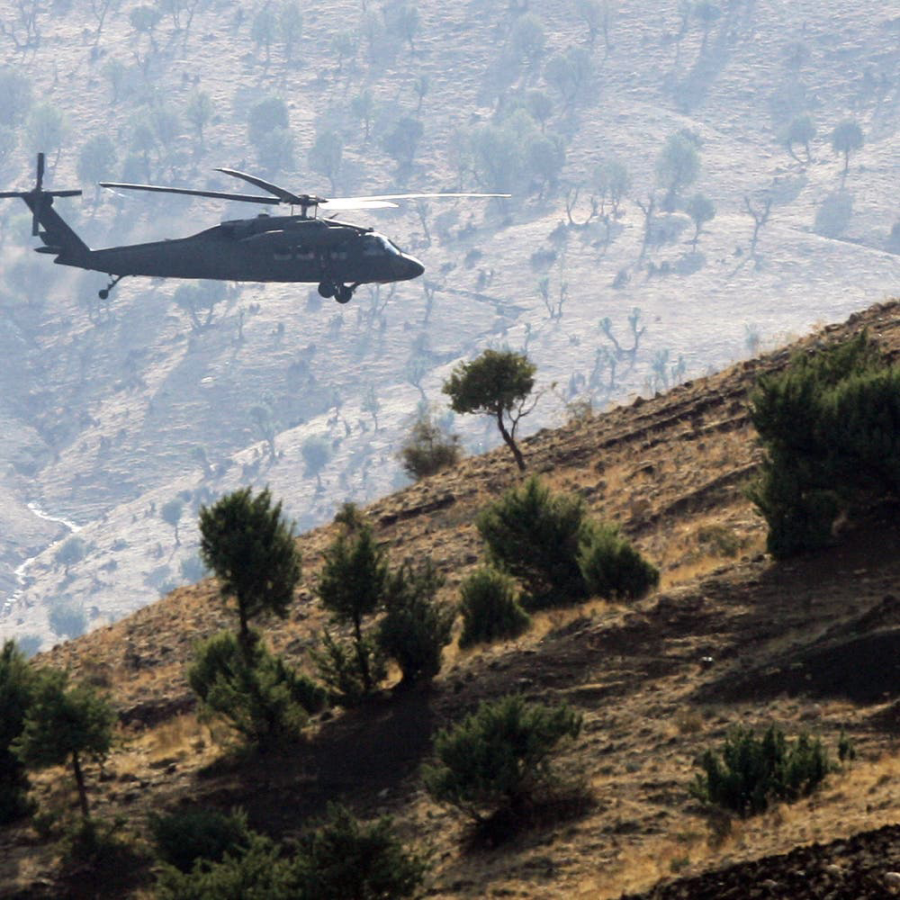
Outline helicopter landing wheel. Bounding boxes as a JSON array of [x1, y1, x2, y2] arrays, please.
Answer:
[[335, 285, 353, 304], [99, 274, 125, 300], [317, 281, 335, 299]]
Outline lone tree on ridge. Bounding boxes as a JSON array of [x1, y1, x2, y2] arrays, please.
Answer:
[[443, 349, 537, 471]]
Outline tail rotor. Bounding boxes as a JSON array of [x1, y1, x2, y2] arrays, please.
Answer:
[[0, 152, 82, 237]]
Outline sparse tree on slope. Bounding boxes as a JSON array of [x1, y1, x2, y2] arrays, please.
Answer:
[[443, 349, 537, 472], [831, 120, 864, 184], [13, 671, 115, 820], [199, 487, 301, 648]]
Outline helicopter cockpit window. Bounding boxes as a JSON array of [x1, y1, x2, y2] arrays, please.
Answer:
[[362, 234, 394, 257]]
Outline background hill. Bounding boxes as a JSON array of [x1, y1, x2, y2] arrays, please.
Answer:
[[0, 0, 898, 654]]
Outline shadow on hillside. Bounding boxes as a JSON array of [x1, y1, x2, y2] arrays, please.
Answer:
[[689, 509, 900, 708], [200, 687, 436, 836]]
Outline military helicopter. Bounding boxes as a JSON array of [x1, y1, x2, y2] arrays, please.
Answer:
[[1, 153, 507, 304]]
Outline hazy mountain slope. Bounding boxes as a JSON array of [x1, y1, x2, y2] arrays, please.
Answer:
[[0, 0, 898, 647]]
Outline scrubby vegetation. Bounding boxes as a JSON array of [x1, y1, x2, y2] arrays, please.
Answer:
[[189, 631, 325, 751], [476, 476, 657, 608], [423, 694, 583, 823], [691, 726, 833, 817], [458, 568, 531, 648], [155, 804, 426, 900], [749, 334, 900, 557]]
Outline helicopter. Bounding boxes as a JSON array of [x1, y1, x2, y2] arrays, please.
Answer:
[[1, 153, 507, 304]]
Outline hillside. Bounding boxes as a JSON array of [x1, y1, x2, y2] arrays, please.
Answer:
[[1, 299, 898, 898], [1, 0, 899, 647]]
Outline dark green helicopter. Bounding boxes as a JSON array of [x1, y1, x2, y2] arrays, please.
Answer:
[[1, 153, 506, 303]]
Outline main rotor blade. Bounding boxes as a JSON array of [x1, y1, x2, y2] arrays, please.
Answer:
[[319, 199, 400, 211], [99, 182, 281, 205], [215, 168, 320, 206], [329, 192, 511, 202]]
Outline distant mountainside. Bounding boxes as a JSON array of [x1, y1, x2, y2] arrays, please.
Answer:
[[0, 0, 898, 650]]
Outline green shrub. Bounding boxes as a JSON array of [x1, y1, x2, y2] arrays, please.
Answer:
[[312, 630, 386, 708], [316, 525, 389, 698], [0, 640, 39, 825], [150, 808, 252, 874], [476, 477, 658, 608], [377, 560, 455, 686], [398, 413, 461, 480], [155, 831, 294, 900], [749, 334, 900, 557], [458, 568, 530, 648], [476, 476, 589, 606], [577, 521, 659, 600], [292, 803, 427, 899], [189, 631, 325, 750], [691, 725, 832, 816], [156, 807, 427, 900], [423, 694, 582, 821]]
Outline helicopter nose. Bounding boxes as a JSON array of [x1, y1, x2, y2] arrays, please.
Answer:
[[398, 254, 424, 280]]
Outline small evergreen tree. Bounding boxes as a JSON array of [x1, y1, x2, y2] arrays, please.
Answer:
[[458, 568, 531, 648], [155, 831, 294, 899], [577, 522, 659, 601], [315, 525, 388, 699], [443, 349, 537, 471], [748, 334, 900, 557], [0, 641, 40, 824], [150, 807, 253, 874], [691, 725, 832, 816], [292, 803, 427, 899], [476, 476, 588, 606], [377, 560, 455, 686], [13, 671, 115, 820], [831, 120, 864, 182], [162, 499, 184, 547], [423, 695, 582, 821], [199, 487, 301, 647], [189, 631, 325, 751]]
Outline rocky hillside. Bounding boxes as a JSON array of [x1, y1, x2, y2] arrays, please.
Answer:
[[0, 0, 899, 648], [1, 299, 898, 898]]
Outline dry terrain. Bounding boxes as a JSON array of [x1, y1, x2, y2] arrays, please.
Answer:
[[1, 299, 899, 898], [1, 0, 899, 647]]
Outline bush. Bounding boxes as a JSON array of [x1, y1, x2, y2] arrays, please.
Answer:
[[377, 561, 455, 686], [291, 803, 427, 899], [315, 525, 389, 699], [476, 476, 588, 606], [397, 413, 461, 480], [189, 631, 325, 750], [312, 630, 386, 708], [156, 807, 426, 900], [691, 725, 832, 816], [423, 694, 582, 821], [748, 334, 900, 557], [577, 522, 659, 600], [476, 477, 658, 608], [155, 831, 294, 900], [458, 568, 530, 648], [150, 808, 252, 874], [0, 640, 39, 824]]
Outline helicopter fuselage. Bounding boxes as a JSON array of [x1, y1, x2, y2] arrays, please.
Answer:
[[73, 214, 424, 286]]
